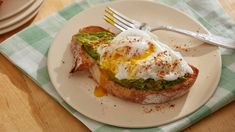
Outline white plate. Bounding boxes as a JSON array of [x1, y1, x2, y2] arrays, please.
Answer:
[[48, 0, 221, 128], [0, 0, 43, 29], [0, 0, 35, 20], [0, 7, 40, 34]]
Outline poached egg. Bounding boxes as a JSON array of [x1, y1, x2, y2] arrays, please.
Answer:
[[97, 29, 193, 81]]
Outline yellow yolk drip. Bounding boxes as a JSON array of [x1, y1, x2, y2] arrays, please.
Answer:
[[94, 71, 108, 97]]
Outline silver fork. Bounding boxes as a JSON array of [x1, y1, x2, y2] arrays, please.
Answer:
[[104, 6, 235, 49]]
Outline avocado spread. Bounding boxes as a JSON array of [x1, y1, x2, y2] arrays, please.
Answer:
[[74, 32, 187, 90], [74, 32, 115, 60], [106, 70, 187, 90]]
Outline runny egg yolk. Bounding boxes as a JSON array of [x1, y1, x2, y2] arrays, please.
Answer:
[[100, 43, 155, 77], [131, 43, 155, 62], [97, 29, 193, 81]]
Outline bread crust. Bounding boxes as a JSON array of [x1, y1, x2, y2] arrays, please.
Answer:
[[89, 64, 198, 104], [70, 26, 110, 73], [71, 26, 199, 104]]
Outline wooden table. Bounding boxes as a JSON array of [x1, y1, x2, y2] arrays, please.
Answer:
[[0, 0, 235, 131]]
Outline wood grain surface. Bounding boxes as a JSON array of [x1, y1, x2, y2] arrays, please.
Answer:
[[0, 0, 234, 131]]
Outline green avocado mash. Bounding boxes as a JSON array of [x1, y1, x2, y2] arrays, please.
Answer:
[[74, 32, 115, 60], [106, 70, 188, 90], [74, 31, 187, 90]]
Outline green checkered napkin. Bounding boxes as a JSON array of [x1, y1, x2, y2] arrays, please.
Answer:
[[1, 0, 235, 131]]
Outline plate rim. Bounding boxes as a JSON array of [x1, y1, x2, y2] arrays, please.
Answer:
[[0, 0, 35, 21], [0, 7, 41, 34], [48, 0, 221, 128], [0, 0, 43, 29]]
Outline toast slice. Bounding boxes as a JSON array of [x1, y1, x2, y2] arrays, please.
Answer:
[[89, 64, 198, 104], [70, 26, 113, 73], [70, 26, 199, 104]]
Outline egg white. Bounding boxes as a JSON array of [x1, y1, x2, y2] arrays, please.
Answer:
[[97, 29, 193, 81]]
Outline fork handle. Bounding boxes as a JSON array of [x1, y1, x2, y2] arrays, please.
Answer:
[[150, 25, 235, 49]]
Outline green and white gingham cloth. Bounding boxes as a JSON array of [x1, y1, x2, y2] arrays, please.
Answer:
[[1, 0, 235, 131]]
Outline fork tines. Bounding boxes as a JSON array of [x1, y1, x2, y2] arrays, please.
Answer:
[[104, 6, 140, 31]]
